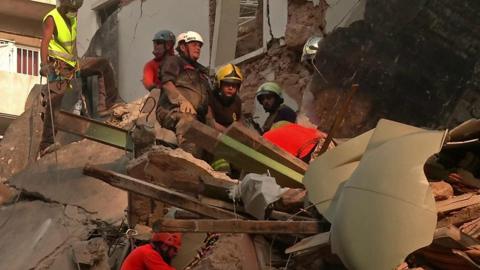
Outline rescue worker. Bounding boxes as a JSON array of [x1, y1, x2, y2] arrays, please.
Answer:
[[157, 31, 214, 153], [255, 82, 297, 133], [39, 0, 118, 155], [39, 0, 84, 156], [263, 121, 333, 163], [208, 63, 244, 132], [142, 30, 176, 91], [120, 232, 181, 270]]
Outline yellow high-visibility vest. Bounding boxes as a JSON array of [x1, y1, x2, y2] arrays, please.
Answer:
[[43, 8, 77, 67]]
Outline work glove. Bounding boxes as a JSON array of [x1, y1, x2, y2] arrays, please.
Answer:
[[40, 63, 55, 77], [176, 95, 197, 115]]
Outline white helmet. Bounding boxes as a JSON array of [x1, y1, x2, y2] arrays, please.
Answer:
[[183, 31, 204, 45], [176, 32, 186, 44]]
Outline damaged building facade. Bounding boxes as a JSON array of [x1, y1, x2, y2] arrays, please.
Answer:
[[1, 0, 480, 270]]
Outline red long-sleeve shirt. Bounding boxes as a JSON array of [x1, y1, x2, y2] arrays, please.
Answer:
[[120, 244, 175, 270], [143, 59, 161, 90], [263, 123, 325, 159]]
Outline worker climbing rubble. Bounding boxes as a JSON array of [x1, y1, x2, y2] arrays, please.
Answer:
[[156, 30, 214, 154], [255, 82, 297, 134], [120, 232, 182, 270]]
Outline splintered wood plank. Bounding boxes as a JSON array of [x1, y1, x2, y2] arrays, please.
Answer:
[[198, 195, 315, 221], [436, 193, 480, 214], [437, 204, 480, 228], [152, 218, 320, 234], [83, 164, 240, 220], [285, 231, 331, 254]]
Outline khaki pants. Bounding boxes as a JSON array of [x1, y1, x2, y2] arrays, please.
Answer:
[[39, 79, 70, 152]]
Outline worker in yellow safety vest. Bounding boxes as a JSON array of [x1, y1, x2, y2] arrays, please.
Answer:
[[39, 0, 119, 157], [39, 0, 83, 157]]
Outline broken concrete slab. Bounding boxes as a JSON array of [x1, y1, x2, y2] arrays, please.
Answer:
[[8, 139, 128, 223], [143, 145, 238, 195], [0, 88, 43, 181], [0, 201, 90, 270], [125, 145, 238, 226]]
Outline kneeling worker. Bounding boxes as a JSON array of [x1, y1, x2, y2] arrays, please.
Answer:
[[121, 232, 182, 270], [156, 31, 214, 153]]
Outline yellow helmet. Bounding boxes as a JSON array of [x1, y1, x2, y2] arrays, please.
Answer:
[[215, 64, 243, 88]]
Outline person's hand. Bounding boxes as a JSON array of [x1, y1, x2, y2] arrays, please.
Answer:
[[40, 63, 54, 77], [178, 97, 197, 114]]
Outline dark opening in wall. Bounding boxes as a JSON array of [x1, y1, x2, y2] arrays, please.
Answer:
[[96, 0, 120, 25]]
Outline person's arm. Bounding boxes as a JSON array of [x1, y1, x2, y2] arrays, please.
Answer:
[[40, 16, 55, 76], [206, 106, 226, 132], [143, 62, 156, 91], [160, 57, 196, 114]]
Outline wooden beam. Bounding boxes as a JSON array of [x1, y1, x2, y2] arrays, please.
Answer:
[[285, 231, 331, 254], [152, 218, 321, 234], [199, 195, 315, 221], [184, 120, 304, 188], [437, 204, 480, 228], [225, 122, 308, 174], [436, 193, 480, 214], [83, 164, 241, 220]]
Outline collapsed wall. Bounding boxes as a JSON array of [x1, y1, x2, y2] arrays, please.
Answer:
[[308, 0, 480, 137], [238, 0, 327, 125]]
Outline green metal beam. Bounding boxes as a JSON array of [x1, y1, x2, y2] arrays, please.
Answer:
[[54, 110, 133, 151]]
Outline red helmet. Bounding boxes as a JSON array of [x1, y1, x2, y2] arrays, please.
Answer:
[[152, 232, 182, 249]]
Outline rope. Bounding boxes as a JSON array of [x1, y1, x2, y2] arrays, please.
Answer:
[[44, 76, 60, 174]]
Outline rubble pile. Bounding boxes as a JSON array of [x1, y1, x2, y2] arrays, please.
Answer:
[[238, 0, 326, 117], [1, 1, 479, 270]]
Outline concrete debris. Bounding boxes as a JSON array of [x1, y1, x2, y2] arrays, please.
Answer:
[[0, 86, 43, 181], [127, 145, 237, 225], [2, 0, 479, 269], [106, 97, 143, 129], [72, 238, 110, 268], [430, 181, 454, 201], [188, 234, 259, 270], [8, 139, 128, 223], [0, 201, 90, 270]]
